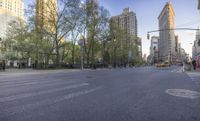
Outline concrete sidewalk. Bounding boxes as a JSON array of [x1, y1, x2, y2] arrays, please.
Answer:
[[0, 68, 80, 76]]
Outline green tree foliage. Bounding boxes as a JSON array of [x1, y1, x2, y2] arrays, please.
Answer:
[[1, 0, 143, 69]]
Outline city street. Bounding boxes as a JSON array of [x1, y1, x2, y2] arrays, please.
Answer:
[[0, 67, 200, 121]]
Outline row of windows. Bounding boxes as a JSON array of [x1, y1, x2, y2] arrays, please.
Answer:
[[0, 0, 23, 16]]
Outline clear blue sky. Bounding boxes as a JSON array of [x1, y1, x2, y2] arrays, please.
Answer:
[[24, 0, 200, 56]]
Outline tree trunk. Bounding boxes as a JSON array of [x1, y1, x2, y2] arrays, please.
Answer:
[[86, 52, 90, 66], [91, 36, 95, 69], [56, 41, 60, 68], [72, 42, 75, 65]]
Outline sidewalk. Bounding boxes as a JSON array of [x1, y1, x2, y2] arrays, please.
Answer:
[[0, 68, 80, 76]]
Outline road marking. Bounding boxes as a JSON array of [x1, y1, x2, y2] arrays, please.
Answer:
[[62, 86, 102, 100], [0, 77, 75, 85], [186, 73, 200, 87], [1, 86, 102, 117], [0, 83, 89, 103], [0, 78, 82, 88], [0, 81, 82, 95], [165, 89, 200, 99]]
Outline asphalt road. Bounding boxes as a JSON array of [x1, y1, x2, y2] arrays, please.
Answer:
[[0, 67, 200, 121]]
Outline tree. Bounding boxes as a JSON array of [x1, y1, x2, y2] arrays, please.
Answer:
[[68, 3, 85, 65], [109, 17, 140, 67], [4, 20, 31, 65], [2, 0, 113, 69], [77, 1, 111, 68], [97, 6, 110, 66], [35, 0, 82, 67]]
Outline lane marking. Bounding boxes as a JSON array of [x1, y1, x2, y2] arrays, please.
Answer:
[[1, 86, 102, 117], [0, 83, 89, 103], [165, 89, 200, 99], [0, 79, 81, 88], [0, 77, 76, 86], [0, 80, 81, 95]]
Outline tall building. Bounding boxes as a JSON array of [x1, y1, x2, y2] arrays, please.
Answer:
[[158, 2, 176, 63], [0, 0, 24, 39], [110, 8, 139, 61], [36, 0, 57, 33], [111, 8, 137, 38], [192, 28, 200, 69], [150, 36, 159, 64]]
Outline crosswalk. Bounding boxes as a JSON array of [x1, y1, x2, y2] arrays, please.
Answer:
[[187, 72, 200, 87], [134, 66, 183, 73]]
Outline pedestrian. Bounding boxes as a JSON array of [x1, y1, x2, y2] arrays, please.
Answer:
[[192, 59, 197, 70], [2, 60, 5, 71]]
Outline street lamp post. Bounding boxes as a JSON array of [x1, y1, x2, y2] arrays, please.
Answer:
[[78, 38, 84, 70], [153, 46, 156, 64], [113, 38, 116, 68]]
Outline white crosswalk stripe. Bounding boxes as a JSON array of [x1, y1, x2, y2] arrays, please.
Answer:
[[187, 72, 200, 87], [134, 67, 183, 73]]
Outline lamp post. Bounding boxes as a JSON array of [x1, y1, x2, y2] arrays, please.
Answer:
[[153, 46, 156, 64], [113, 38, 116, 68], [78, 38, 84, 70]]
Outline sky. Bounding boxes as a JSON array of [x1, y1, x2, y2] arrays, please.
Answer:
[[24, 0, 200, 57]]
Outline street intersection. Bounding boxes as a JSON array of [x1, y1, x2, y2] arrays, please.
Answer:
[[0, 67, 200, 121]]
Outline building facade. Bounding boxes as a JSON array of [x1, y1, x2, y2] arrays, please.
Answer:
[[158, 2, 177, 63], [0, 0, 24, 39], [36, 0, 57, 33], [192, 29, 200, 68], [111, 8, 137, 38], [0, 0, 24, 66], [110, 8, 141, 63]]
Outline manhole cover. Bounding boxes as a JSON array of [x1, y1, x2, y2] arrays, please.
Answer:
[[165, 89, 200, 99]]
